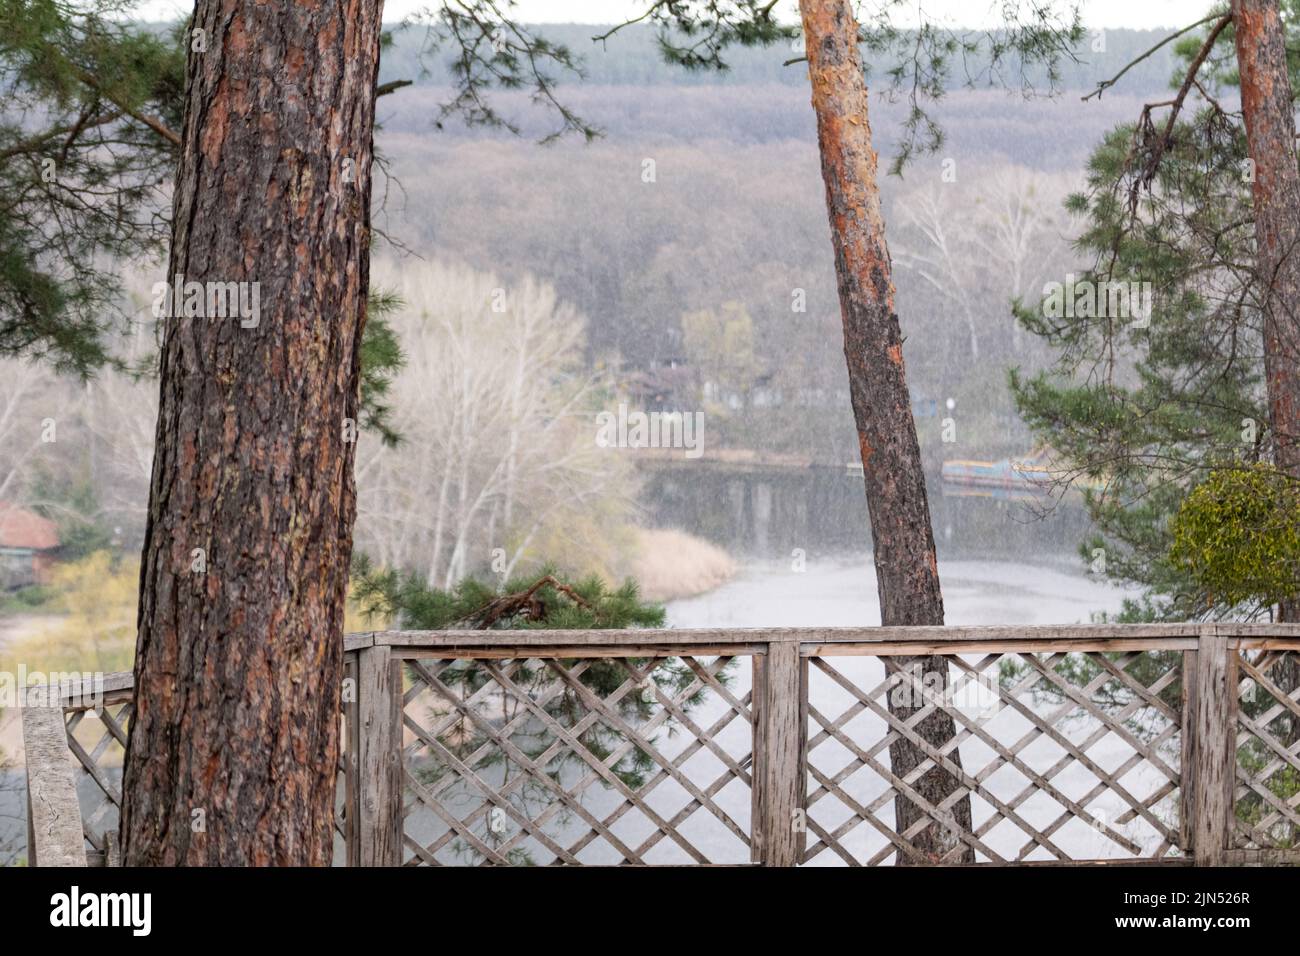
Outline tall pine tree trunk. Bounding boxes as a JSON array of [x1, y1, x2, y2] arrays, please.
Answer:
[[120, 1, 384, 865], [799, 0, 973, 862], [1232, 0, 1300, 757], [1233, 0, 1300, 622]]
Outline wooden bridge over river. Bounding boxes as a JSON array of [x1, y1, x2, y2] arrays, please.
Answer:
[[21, 623, 1300, 866]]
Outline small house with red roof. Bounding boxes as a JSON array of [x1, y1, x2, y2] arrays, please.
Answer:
[[0, 502, 60, 589]]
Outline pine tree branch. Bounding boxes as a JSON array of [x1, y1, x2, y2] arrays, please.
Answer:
[[452, 574, 594, 629], [1082, 13, 1225, 101], [591, 1, 675, 47], [73, 67, 181, 146], [0, 110, 121, 163], [1135, 13, 1233, 194]]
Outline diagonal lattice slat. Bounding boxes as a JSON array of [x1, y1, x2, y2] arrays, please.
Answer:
[[398, 654, 752, 865], [1234, 649, 1300, 851]]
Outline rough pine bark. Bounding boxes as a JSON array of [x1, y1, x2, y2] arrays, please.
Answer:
[[120, 1, 385, 865], [1232, 0, 1300, 626], [799, 0, 973, 863], [1231, 0, 1300, 751]]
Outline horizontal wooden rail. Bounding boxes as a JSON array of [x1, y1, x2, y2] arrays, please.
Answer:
[[48, 621, 1300, 706], [347, 622, 1300, 654]]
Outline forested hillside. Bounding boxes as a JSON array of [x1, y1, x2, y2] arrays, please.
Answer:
[[370, 26, 1177, 464]]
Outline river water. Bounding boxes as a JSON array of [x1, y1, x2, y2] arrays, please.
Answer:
[[666, 552, 1136, 628]]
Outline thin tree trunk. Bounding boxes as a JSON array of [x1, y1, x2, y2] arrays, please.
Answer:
[[120, 1, 385, 865], [428, 461, 453, 588], [800, 0, 973, 863]]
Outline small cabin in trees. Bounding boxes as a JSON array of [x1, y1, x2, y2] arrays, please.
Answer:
[[0, 502, 60, 589]]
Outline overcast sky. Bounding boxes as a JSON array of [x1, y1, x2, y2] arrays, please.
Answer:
[[132, 1, 1212, 32]]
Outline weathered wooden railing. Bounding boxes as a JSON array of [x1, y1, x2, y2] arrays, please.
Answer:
[[21, 624, 1300, 866]]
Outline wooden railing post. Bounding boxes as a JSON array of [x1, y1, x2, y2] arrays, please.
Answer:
[[342, 650, 360, 866], [355, 643, 402, 866], [1178, 646, 1198, 854], [752, 640, 806, 866], [1188, 629, 1236, 865], [21, 689, 89, 867]]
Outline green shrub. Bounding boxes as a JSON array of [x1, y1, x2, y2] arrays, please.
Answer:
[[1169, 463, 1300, 609]]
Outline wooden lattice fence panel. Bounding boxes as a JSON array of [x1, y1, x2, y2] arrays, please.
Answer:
[[61, 696, 131, 862], [803, 649, 1185, 865], [397, 654, 753, 865], [1234, 648, 1300, 852], [60, 679, 356, 866]]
